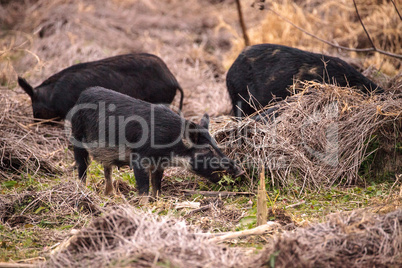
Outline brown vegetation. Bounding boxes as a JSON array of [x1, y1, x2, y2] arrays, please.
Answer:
[[44, 206, 402, 267], [0, 181, 102, 228], [0, 0, 401, 266], [228, 0, 402, 76], [0, 91, 69, 178], [254, 209, 402, 268], [212, 81, 402, 190], [46, 206, 250, 268]]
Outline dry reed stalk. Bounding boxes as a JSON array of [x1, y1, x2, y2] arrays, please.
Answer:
[[257, 167, 268, 226], [208, 222, 280, 244]]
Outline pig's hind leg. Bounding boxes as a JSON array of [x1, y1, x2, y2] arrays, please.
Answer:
[[104, 165, 114, 195], [151, 168, 164, 197], [133, 167, 150, 196], [74, 146, 89, 184]]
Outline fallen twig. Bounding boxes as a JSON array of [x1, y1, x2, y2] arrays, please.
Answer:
[[181, 190, 255, 197], [0, 263, 37, 268], [174, 201, 200, 210], [0, 257, 45, 268], [390, 0, 402, 21], [285, 200, 306, 209], [208, 222, 280, 243], [186, 205, 211, 216]]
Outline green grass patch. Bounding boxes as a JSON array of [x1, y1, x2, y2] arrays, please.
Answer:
[[0, 227, 43, 262]]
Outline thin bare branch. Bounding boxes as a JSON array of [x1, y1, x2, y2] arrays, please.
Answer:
[[390, 0, 402, 21], [353, 0, 376, 49], [182, 190, 254, 197], [235, 0, 250, 47], [262, 6, 402, 59]]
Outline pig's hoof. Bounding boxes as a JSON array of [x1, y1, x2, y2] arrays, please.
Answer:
[[104, 188, 115, 196], [139, 195, 150, 205]]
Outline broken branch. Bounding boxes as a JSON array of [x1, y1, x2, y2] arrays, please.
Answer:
[[208, 222, 280, 243], [285, 200, 306, 209], [186, 205, 211, 216], [181, 190, 254, 197]]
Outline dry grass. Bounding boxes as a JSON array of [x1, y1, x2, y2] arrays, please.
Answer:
[[226, 0, 402, 76], [0, 1, 401, 267], [0, 0, 240, 117], [2, 0, 400, 119], [253, 209, 402, 268], [2, 182, 399, 267], [0, 180, 102, 228], [43, 205, 402, 267], [0, 91, 70, 179], [0, 0, 400, 189], [211, 82, 402, 190], [45, 206, 250, 268]]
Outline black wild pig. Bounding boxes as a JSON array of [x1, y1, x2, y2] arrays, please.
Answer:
[[226, 43, 383, 116], [18, 53, 184, 120], [69, 87, 243, 196]]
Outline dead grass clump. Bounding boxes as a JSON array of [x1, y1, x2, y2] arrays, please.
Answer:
[[211, 82, 402, 190], [186, 197, 246, 232], [161, 172, 201, 196], [0, 91, 69, 178], [112, 179, 137, 197], [46, 206, 248, 268], [253, 209, 402, 268], [0, 180, 102, 227], [388, 72, 402, 92]]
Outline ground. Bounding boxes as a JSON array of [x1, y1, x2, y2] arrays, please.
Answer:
[[0, 0, 401, 266]]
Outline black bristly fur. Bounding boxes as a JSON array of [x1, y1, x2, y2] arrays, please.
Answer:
[[70, 87, 242, 196], [226, 43, 383, 117], [18, 53, 184, 120]]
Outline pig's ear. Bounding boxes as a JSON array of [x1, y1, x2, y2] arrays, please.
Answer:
[[18, 77, 34, 99], [200, 113, 210, 129], [182, 122, 199, 148]]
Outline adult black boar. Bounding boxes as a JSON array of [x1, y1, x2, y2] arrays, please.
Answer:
[[18, 53, 184, 120], [69, 87, 243, 196], [226, 43, 383, 116]]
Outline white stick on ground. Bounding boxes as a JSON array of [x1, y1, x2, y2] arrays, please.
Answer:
[[208, 222, 280, 243]]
